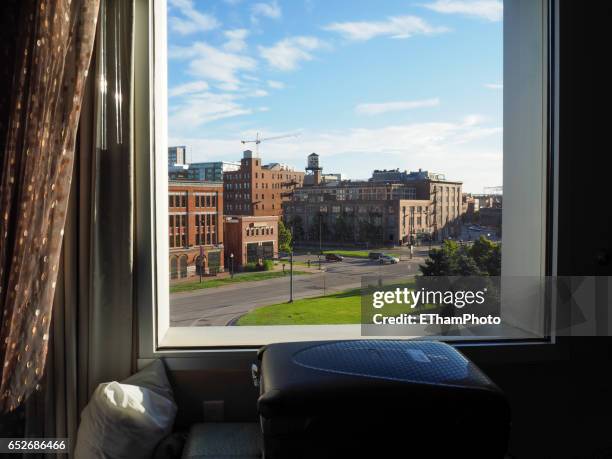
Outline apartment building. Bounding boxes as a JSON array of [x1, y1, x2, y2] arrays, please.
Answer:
[[223, 150, 305, 217], [168, 180, 224, 281], [168, 145, 187, 167]]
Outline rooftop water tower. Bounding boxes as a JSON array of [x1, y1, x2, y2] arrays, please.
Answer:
[[306, 153, 322, 185]]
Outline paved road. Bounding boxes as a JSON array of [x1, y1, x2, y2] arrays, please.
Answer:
[[170, 256, 425, 327]]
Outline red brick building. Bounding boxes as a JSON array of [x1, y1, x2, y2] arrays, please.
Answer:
[[168, 180, 224, 282], [223, 215, 279, 270], [223, 150, 305, 217]]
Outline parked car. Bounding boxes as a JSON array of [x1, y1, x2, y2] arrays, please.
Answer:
[[368, 252, 384, 260], [379, 255, 400, 264], [325, 253, 344, 262]]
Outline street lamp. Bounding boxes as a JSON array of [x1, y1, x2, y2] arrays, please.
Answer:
[[319, 213, 323, 256], [230, 253, 234, 279], [289, 220, 294, 303]]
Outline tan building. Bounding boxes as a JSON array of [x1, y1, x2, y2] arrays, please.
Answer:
[[168, 180, 224, 281], [223, 215, 279, 269], [223, 150, 305, 217]]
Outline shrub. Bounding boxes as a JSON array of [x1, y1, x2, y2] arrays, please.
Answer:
[[262, 259, 274, 271], [243, 262, 259, 272]]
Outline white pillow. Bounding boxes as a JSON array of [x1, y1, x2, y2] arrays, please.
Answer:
[[75, 360, 177, 459]]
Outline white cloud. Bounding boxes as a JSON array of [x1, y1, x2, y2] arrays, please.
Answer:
[[324, 15, 449, 41], [252, 89, 269, 97], [172, 115, 502, 192], [169, 92, 252, 129], [484, 83, 503, 90], [169, 80, 209, 97], [170, 41, 256, 89], [423, 1, 503, 22], [355, 98, 440, 116], [251, 1, 282, 20], [223, 29, 249, 52], [168, 0, 219, 35], [259, 36, 326, 71], [267, 80, 285, 89]]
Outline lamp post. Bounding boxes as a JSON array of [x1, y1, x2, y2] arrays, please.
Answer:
[[319, 213, 322, 256], [289, 220, 294, 303], [289, 249, 294, 303], [230, 253, 234, 279]]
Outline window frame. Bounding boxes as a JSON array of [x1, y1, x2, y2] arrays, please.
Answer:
[[135, 0, 565, 363]]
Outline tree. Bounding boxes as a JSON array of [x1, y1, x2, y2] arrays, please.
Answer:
[[419, 238, 500, 276], [470, 236, 501, 276], [419, 240, 459, 276], [485, 244, 502, 276], [287, 215, 304, 242], [278, 219, 292, 253], [333, 213, 352, 242], [358, 212, 383, 244], [307, 212, 329, 243], [455, 250, 483, 275]]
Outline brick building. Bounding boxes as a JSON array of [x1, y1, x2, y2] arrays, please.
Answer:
[[283, 182, 431, 246], [168, 180, 224, 282], [283, 164, 463, 245], [416, 179, 463, 239], [223, 215, 279, 269], [223, 150, 305, 217]]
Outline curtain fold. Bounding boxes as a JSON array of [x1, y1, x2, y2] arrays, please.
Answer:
[[24, 0, 135, 453], [0, 0, 100, 414]]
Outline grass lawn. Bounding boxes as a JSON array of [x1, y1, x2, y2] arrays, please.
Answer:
[[170, 270, 309, 294], [237, 288, 363, 325], [236, 280, 436, 326]]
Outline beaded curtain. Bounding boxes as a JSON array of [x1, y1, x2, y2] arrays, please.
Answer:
[[0, 0, 99, 413]]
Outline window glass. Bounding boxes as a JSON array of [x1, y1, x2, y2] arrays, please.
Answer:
[[164, 0, 505, 331]]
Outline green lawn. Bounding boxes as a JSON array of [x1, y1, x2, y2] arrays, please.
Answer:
[[236, 281, 435, 326], [237, 288, 363, 325], [170, 270, 309, 293]]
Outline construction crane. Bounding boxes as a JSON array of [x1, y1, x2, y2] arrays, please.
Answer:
[[240, 132, 300, 155]]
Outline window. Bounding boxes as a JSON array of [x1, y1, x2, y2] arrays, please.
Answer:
[[138, 0, 552, 348]]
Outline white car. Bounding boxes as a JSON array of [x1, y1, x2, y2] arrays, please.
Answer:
[[379, 255, 400, 264]]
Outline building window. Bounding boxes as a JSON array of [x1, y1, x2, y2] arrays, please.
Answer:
[[179, 255, 188, 278]]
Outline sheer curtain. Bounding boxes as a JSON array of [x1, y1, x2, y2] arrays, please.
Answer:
[[0, 0, 100, 414], [24, 0, 135, 451]]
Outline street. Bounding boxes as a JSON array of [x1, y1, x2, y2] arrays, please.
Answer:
[[170, 252, 426, 326]]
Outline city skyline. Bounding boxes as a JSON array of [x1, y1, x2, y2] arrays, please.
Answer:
[[167, 0, 503, 193]]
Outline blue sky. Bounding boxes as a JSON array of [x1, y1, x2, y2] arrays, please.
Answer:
[[167, 0, 503, 192]]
